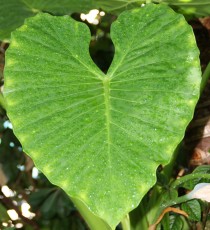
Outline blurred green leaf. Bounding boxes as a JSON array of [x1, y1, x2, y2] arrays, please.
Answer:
[[161, 213, 170, 230], [0, 202, 10, 221], [0, 0, 94, 41], [181, 200, 201, 222], [22, 0, 94, 14], [0, 93, 6, 110], [28, 188, 56, 209], [157, 171, 169, 186], [40, 190, 60, 219], [162, 0, 210, 17], [193, 165, 210, 174], [56, 190, 74, 218], [69, 216, 87, 230], [29, 188, 74, 220], [169, 215, 184, 230], [0, 128, 23, 183], [95, 0, 143, 13], [0, 0, 35, 41]]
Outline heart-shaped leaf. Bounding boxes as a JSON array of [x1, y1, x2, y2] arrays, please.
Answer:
[[4, 4, 201, 228]]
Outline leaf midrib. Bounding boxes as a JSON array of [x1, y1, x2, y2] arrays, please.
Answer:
[[103, 77, 112, 171]]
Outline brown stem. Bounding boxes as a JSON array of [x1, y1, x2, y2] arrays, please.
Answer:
[[149, 207, 188, 230]]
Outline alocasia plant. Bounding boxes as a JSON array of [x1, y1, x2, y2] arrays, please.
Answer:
[[3, 3, 201, 229]]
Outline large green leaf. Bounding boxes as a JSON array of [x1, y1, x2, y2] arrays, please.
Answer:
[[4, 3, 201, 228]]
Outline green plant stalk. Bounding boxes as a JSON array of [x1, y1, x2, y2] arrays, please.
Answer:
[[71, 197, 112, 230], [0, 93, 6, 110], [171, 173, 210, 189], [72, 197, 132, 230], [138, 206, 149, 230], [200, 62, 210, 94], [161, 143, 182, 182], [162, 195, 189, 209], [130, 186, 165, 229], [144, 186, 162, 224], [144, 187, 170, 226], [130, 201, 149, 230], [121, 214, 131, 230], [143, 146, 181, 226]]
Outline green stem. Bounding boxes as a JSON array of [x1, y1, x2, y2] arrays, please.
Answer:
[[200, 62, 210, 94], [129, 201, 149, 230], [171, 173, 210, 189], [0, 93, 6, 110], [71, 197, 112, 230], [162, 143, 182, 182], [161, 194, 190, 209], [157, 193, 199, 220], [121, 214, 131, 230]]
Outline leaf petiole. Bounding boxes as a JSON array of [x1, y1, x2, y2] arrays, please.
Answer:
[[121, 214, 131, 230]]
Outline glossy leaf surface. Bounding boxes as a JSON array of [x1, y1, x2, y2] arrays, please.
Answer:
[[4, 4, 201, 228]]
